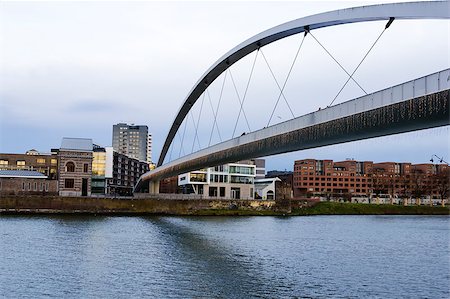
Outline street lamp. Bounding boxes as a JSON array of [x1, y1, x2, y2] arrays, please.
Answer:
[[430, 154, 449, 165]]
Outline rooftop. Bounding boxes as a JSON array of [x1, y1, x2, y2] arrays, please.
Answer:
[[0, 170, 48, 178], [60, 137, 93, 152]]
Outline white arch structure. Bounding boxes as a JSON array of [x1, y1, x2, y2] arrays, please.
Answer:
[[157, 1, 449, 167]]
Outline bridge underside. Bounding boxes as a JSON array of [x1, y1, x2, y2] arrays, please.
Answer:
[[135, 89, 449, 192]]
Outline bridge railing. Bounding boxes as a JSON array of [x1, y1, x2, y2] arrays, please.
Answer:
[[165, 69, 450, 167], [256, 68, 450, 138]]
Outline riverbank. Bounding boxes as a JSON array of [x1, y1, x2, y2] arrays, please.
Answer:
[[0, 196, 448, 216]]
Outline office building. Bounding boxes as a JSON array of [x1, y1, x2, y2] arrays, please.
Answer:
[[112, 123, 152, 163]]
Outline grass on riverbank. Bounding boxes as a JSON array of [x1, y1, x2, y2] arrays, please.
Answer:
[[292, 202, 449, 216], [194, 202, 450, 216]]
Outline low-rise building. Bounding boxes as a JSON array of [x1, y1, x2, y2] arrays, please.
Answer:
[[254, 177, 280, 200], [0, 151, 58, 179], [0, 170, 58, 196], [178, 160, 258, 199], [58, 138, 93, 197]]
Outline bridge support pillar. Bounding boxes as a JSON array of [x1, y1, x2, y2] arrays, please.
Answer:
[[149, 180, 160, 194]]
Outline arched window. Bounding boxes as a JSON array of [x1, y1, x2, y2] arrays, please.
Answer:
[[66, 162, 75, 172]]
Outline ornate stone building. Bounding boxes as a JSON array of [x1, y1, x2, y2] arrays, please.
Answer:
[[58, 138, 93, 197]]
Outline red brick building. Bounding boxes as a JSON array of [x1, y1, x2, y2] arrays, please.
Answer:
[[0, 151, 58, 179], [293, 159, 373, 199], [0, 170, 58, 196], [294, 158, 449, 201]]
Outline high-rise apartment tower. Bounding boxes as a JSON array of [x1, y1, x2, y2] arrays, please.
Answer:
[[112, 123, 152, 163]]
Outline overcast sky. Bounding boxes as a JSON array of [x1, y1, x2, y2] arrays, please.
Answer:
[[0, 0, 448, 170]]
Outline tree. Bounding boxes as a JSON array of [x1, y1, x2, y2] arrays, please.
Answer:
[[410, 169, 426, 204], [431, 168, 450, 206]]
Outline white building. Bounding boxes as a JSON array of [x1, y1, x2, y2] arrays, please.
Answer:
[[178, 161, 258, 199], [254, 177, 281, 200]]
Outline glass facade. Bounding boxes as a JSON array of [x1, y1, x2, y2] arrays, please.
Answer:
[[92, 151, 106, 194], [190, 173, 207, 182], [92, 152, 106, 177], [229, 165, 254, 175]]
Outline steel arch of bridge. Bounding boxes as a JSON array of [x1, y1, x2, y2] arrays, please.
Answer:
[[157, 1, 449, 167]]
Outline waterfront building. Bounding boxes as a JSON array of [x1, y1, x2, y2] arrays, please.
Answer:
[[0, 170, 58, 196], [91, 144, 107, 194], [293, 158, 449, 203], [90, 145, 150, 196], [254, 177, 280, 200], [106, 147, 150, 196], [266, 170, 294, 199], [112, 123, 152, 163], [178, 160, 258, 199], [58, 138, 93, 197], [293, 159, 373, 199], [371, 162, 412, 199], [0, 151, 58, 179]]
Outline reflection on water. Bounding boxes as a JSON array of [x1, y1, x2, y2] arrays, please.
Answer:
[[0, 215, 449, 298]]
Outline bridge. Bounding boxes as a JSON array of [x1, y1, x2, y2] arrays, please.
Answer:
[[135, 1, 450, 193]]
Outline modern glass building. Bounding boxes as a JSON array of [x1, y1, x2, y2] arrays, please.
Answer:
[[178, 160, 261, 199]]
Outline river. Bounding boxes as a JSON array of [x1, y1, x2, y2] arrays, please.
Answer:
[[0, 215, 448, 298]]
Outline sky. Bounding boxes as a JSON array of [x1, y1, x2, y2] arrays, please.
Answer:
[[0, 0, 449, 171]]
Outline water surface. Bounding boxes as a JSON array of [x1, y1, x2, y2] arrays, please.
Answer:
[[0, 215, 448, 298]]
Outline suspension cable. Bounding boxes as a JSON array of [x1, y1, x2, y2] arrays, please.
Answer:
[[232, 50, 259, 138], [328, 18, 394, 107], [267, 33, 306, 127], [229, 69, 251, 137], [260, 49, 296, 127], [307, 29, 368, 95], [207, 89, 223, 145], [191, 92, 205, 152], [207, 71, 226, 146], [189, 111, 200, 153]]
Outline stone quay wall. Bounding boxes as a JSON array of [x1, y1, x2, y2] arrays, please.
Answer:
[[0, 195, 306, 215]]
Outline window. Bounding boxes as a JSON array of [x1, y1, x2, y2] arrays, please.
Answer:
[[66, 162, 75, 172], [34, 182, 37, 191], [22, 182, 25, 191], [51, 159, 57, 165], [65, 179, 75, 188], [83, 163, 89, 173], [36, 158, 46, 164], [209, 187, 218, 197], [45, 183, 49, 192], [17, 160, 26, 169], [0, 160, 8, 168]]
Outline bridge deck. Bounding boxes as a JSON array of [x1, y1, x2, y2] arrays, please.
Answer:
[[135, 69, 450, 192]]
